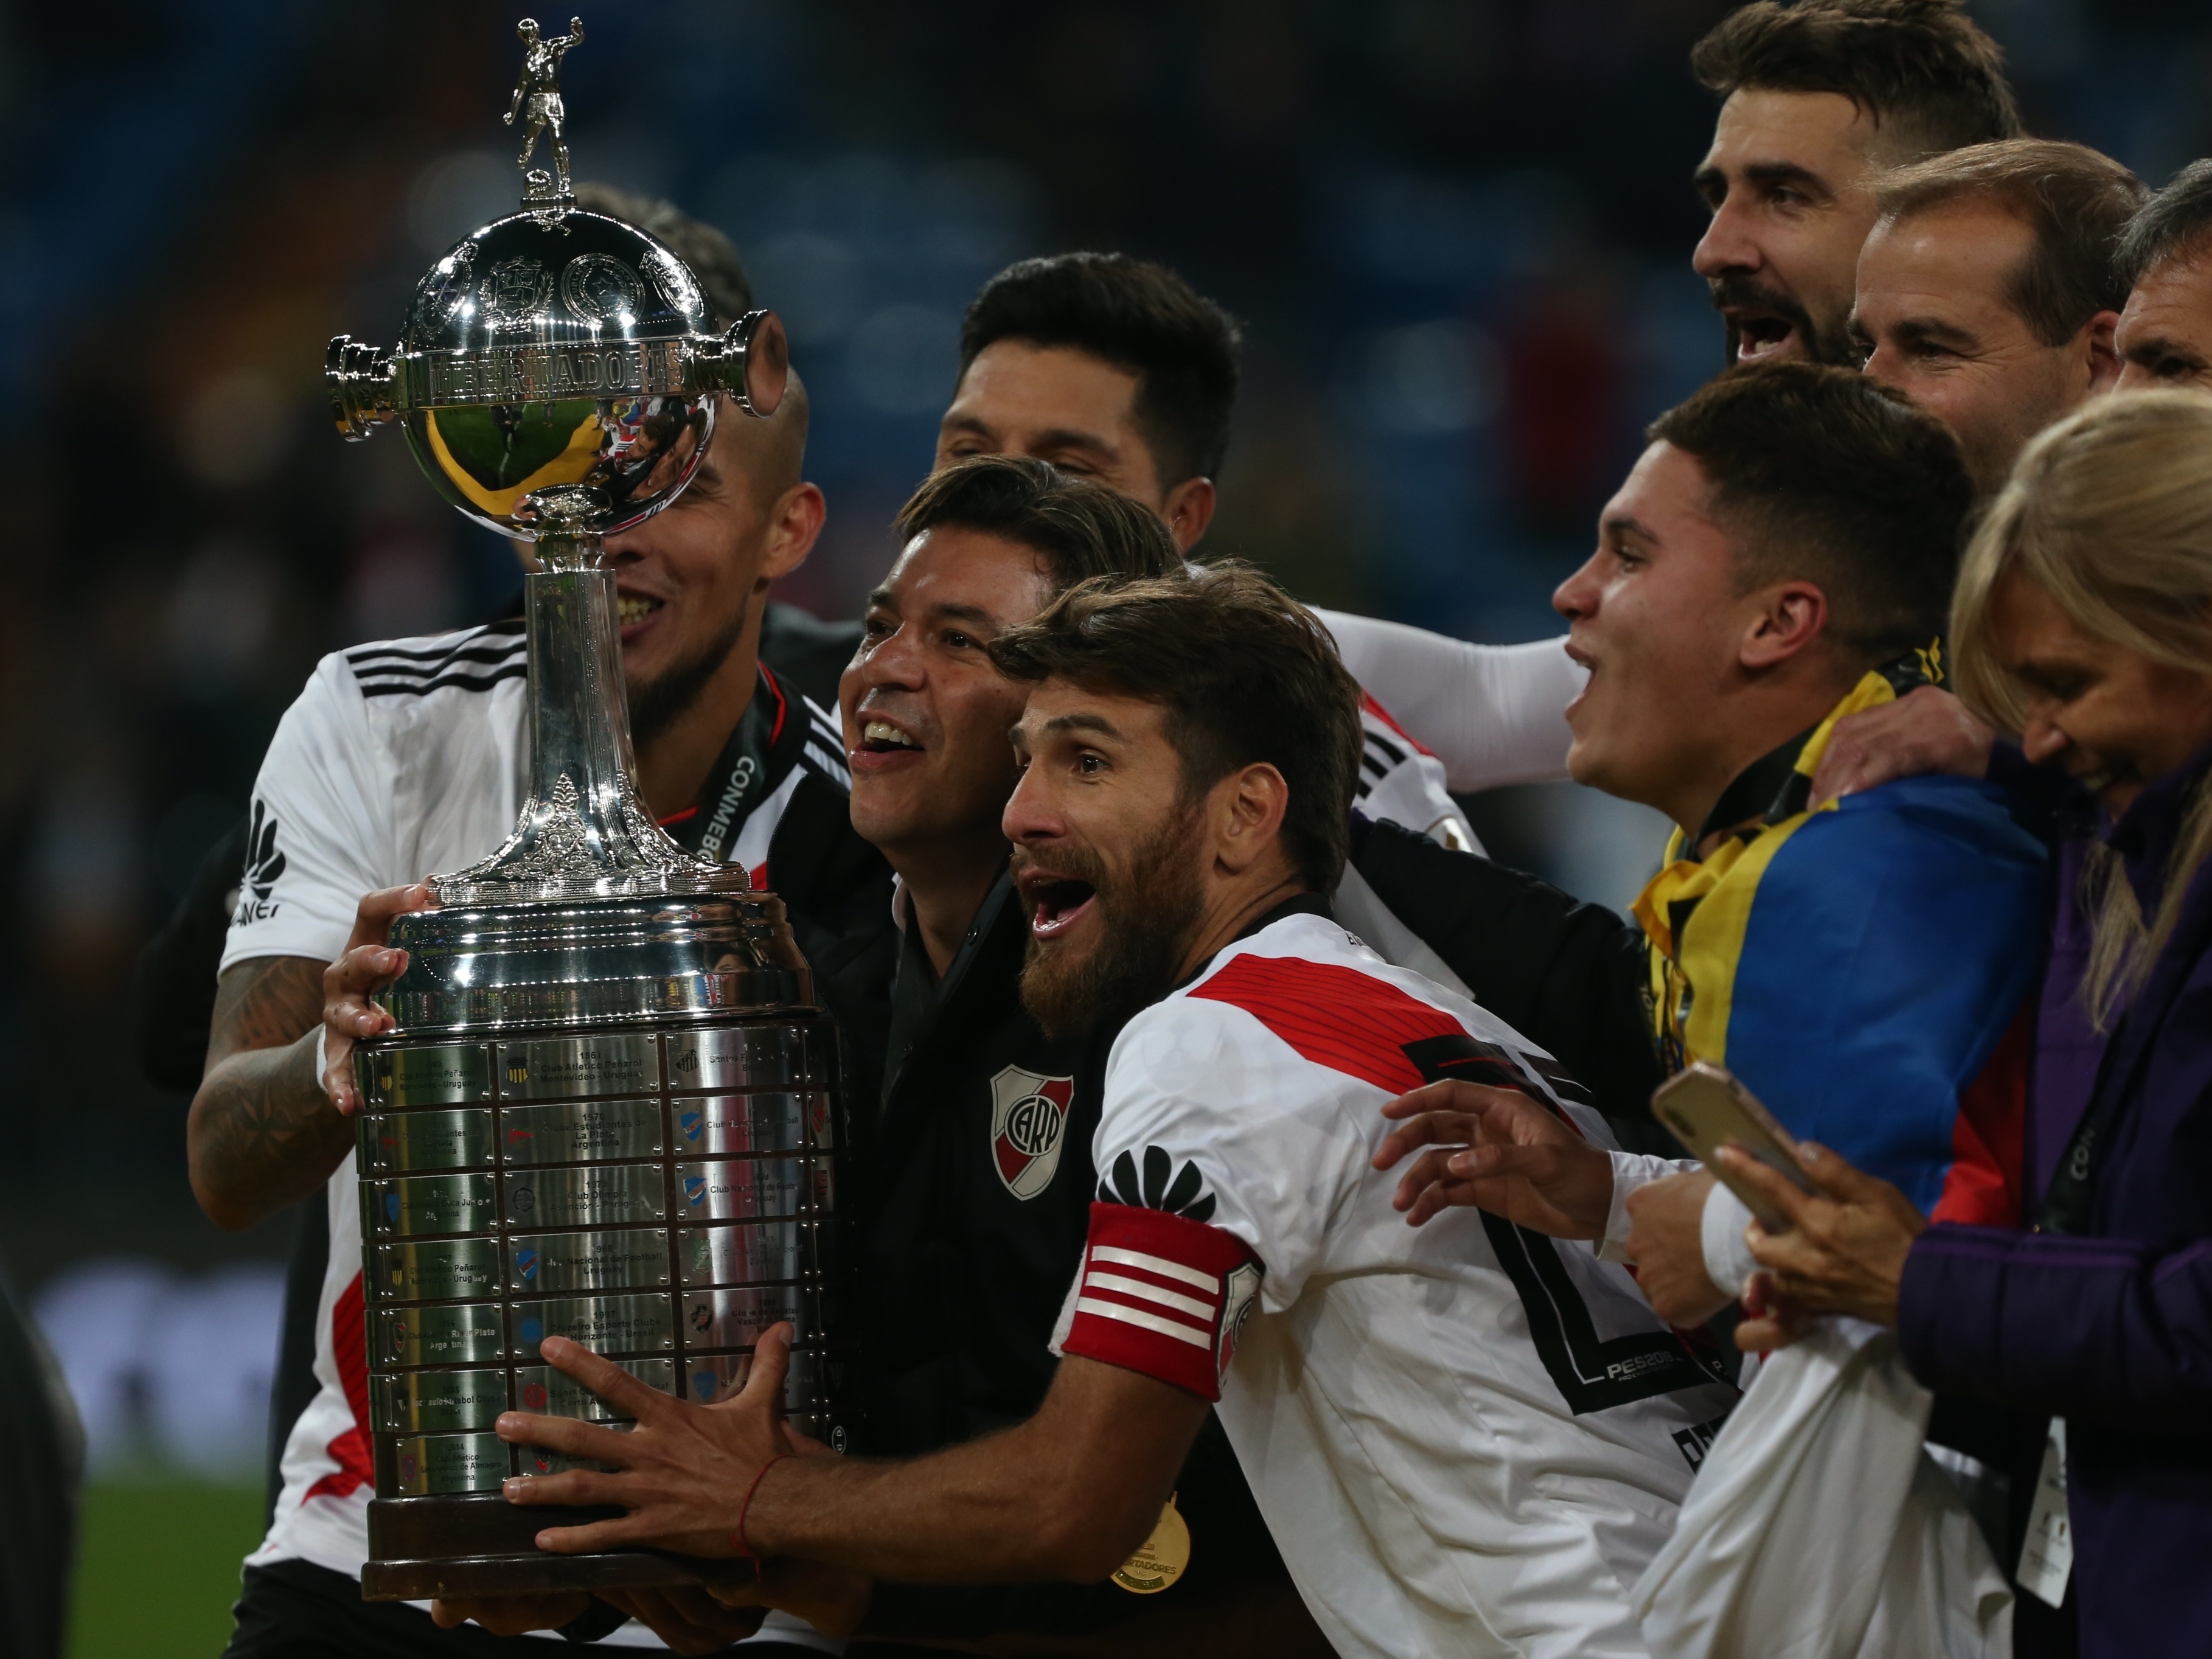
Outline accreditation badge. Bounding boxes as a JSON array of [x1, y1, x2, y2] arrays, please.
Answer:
[[1111, 1492, 1191, 1595]]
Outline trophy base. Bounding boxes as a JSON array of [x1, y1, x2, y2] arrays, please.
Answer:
[[361, 1495, 756, 1602]]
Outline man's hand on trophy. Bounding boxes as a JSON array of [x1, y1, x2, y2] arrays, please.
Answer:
[[1371, 1080, 1614, 1238], [498, 1329, 806, 1559], [695, 1556, 874, 1641], [319, 883, 435, 1116], [428, 1593, 593, 1636], [592, 1586, 769, 1654]]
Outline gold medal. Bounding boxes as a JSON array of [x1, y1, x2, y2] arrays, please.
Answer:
[[1111, 1492, 1191, 1595]]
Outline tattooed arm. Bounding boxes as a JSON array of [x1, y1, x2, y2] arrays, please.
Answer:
[[187, 884, 432, 1233], [187, 956, 343, 1231]]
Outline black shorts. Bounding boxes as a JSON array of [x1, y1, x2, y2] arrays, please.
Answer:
[[219, 1559, 827, 1658]]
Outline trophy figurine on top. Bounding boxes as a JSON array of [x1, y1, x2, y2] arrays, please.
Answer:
[[325, 16, 847, 1601]]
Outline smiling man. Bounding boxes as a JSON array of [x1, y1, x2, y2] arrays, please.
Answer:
[[1373, 362, 2045, 1353], [1853, 139, 2141, 495], [490, 564, 1738, 1659], [1688, 0, 2017, 368]]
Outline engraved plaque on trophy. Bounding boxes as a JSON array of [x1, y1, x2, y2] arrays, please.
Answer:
[[326, 15, 846, 1601]]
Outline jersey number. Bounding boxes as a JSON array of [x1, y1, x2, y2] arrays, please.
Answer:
[[1410, 1034, 1730, 1414]]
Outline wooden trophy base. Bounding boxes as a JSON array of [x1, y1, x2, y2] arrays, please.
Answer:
[[361, 1495, 757, 1601]]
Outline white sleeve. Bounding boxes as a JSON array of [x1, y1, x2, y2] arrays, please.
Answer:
[[1093, 1001, 1361, 1313], [1315, 609, 1584, 792], [1355, 705, 1481, 853], [219, 653, 397, 973], [1595, 1151, 1703, 1264], [1699, 1184, 1759, 1298]]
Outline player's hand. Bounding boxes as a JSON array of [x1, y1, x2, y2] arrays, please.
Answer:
[[320, 883, 436, 1116], [1720, 1142, 1926, 1329], [1810, 686, 1992, 807], [594, 1585, 767, 1654], [1374, 1081, 1612, 1237], [696, 1559, 875, 1640], [497, 1329, 802, 1556], [1732, 1270, 1817, 1354], [428, 1592, 591, 1635], [1622, 1171, 1732, 1327]]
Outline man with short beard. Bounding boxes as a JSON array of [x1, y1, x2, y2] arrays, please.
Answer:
[[1688, 0, 2018, 368], [489, 564, 1739, 1659]]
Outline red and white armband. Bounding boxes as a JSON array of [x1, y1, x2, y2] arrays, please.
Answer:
[[1055, 1202, 1265, 1401]]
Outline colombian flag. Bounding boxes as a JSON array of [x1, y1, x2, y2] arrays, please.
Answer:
[[1634, 655, 2050, 1223]]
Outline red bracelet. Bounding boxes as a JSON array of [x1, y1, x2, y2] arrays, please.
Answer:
[[732, 1453, 792, 1571]]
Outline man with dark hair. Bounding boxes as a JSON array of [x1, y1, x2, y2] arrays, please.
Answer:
[[2115, 158, 2212, 394], [939, 249, 1584, 854], [489, 561, 1737, 1659], [944, 252, 1239, 550], [1852, 138, 2140, 494], [1689, 0, 2019, 367], [1375, 360, 2045, 1359]]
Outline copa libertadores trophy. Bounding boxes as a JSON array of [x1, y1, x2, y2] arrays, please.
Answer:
[[325, 16, 846, 1601]]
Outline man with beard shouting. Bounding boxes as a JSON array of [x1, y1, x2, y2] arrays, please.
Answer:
[[481, 563, 1739, 1659], [1688, 0, 2017, 369], [424, 457, 1326, 1655]]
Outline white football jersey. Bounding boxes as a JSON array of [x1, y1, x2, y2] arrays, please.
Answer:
[[1053, 908, 1735, 1659], [1357, 695, 1480, 853], [224, 620, 845, 1650]]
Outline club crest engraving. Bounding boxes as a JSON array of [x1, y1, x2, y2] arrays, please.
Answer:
[[482, 256, 553, 321], [989, 1065, 1074, 1200], [560, 252, 645, 322]]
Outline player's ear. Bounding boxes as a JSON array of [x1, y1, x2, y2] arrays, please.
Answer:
[[1213, 762, 1289, 874], [759, 482, 827, 586]]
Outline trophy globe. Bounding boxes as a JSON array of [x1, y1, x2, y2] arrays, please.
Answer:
[[324, 15, 845, 1602]]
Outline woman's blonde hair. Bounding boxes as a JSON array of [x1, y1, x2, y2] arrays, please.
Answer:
[[1952, 388, 2212, 1028]]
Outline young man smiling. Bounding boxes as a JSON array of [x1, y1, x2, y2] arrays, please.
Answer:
[[1373, 362, 2047, 1348], [485, 565, 1738, 1659]]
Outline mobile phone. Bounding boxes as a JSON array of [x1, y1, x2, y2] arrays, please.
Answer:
[[1650, 1062, 1815, 1231]]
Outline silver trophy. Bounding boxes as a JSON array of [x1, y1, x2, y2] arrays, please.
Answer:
[[327, 18, 844, 1601]]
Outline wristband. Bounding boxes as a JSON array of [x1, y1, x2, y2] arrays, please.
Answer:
[[313, 1026, 332, 1096], [732, 1453, 792, 1570]]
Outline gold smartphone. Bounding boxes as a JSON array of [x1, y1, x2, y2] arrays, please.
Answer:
[[1650, 1062, 1815, 1230]]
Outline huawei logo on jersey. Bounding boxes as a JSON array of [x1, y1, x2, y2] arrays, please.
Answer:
[[232, 799, 286, 925], [989, 1065, 1073, 1200], [1097, 1146, 1217, 1223]]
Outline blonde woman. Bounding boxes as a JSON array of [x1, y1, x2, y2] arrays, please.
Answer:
[[1722, 389, 2212, 1657]]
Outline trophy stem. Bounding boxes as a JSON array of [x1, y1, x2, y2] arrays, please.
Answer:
[[524, 550, 642, 849], [429, 529, 742, 905]]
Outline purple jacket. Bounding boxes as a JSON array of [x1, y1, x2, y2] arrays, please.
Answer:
[[1899, 749, 2212, 1655]]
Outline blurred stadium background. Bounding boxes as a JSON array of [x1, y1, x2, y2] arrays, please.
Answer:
[[2, 1, 2208, 1652]]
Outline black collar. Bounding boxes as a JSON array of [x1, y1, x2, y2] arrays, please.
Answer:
[[1686, 645, 1944, 859]]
